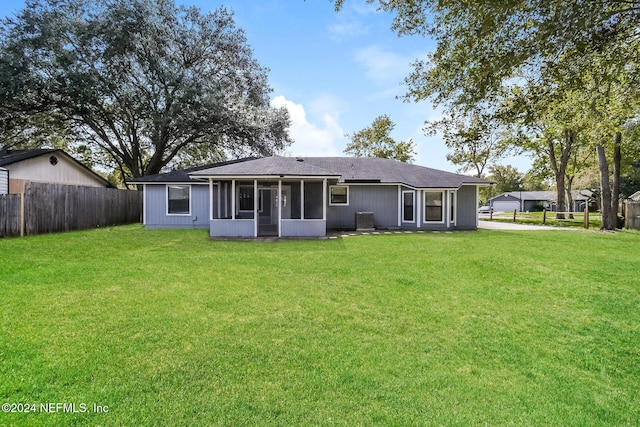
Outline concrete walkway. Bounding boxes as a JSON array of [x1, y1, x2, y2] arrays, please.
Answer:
[[478, 220, 579, 231]]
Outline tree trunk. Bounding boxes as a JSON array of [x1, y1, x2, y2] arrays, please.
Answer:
[[555, 172, 566, 219], [612, 131, 621, 227], [566, 175, 574, 219], [596, 142, 615, 230], [547, 129, 573, 220]]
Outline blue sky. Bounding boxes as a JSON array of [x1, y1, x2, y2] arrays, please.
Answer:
[[0, 0, 531, 173]]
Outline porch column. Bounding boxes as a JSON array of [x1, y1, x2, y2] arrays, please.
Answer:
[[278, 180, 282, 237], [208, 178, 213, 221], [301, 179, 305, 220], [322, 179, 327, 221], [231, 179, 236, 220], [217, 182, 221, 219], [254, 179, 258, 237]]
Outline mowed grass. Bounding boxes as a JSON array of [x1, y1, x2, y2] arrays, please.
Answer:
[[489, 211, 602, 228], [1, 226, 639, 426]]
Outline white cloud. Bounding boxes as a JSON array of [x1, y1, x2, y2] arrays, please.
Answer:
[[271, 95, 345, 157], [354, 45, 412, 86], [326, 0, 377, 41], [328, 20, 370, 40]]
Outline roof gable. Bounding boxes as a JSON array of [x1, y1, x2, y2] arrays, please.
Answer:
[[0, 149, 113, 187]]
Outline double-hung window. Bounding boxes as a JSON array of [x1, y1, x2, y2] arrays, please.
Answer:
[[329, 185, 349, 205], [167, 185, 190, 215], [402, 191, 415, 222], [424, 191, 443, 222]]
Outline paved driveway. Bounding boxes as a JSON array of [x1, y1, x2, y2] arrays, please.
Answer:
[[478, 220, 578, 231]]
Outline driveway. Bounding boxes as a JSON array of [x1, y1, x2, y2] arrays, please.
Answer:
[[478, 220, 578, 231]]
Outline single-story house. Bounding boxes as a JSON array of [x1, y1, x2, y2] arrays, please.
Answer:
[[0, 149, 113, 194], [0, 166, 8, 194], [489, 190, 593, 212], [129, 156, 490, 238]]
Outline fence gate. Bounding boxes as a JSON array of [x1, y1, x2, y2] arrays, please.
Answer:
[[625, 201, 640, 230]]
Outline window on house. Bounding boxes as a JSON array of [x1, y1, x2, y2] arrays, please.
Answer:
[[450, 191, 456, 223], [424, 191, 443, 222], [238, 186, 254, 211], [329, 185, 349, 205], [402, 191, 414, 222], [167, 185, 190, 215]]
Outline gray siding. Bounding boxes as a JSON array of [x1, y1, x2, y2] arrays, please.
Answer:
[[327, 185, 399, 229], [455, 185, 478, 229], [144, 184, 209, 228], [0, 168, 8, 194]]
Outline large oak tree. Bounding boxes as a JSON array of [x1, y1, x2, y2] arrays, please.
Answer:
[[0, 0, 291, 180]]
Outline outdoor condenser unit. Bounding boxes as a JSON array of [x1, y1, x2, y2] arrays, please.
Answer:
[[355, 211, 374, 231]]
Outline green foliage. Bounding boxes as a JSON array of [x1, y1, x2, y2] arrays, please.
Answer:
[[344, 114, 416, 162], [0, 0, 291, 179], [347, 0, 640, 229], [488, 164, 524, 193], [424, 108, 514, 176], [1, 225, 639, 425]]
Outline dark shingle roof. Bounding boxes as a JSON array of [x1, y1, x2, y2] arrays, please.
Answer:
[[190, 156, 488, 188], [190, 156, 341, 178], [126, 157, 258, 183], [0, 149, 60, 167]]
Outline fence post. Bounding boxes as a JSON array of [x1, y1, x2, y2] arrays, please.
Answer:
[[584, 205, 589, 229], [543, 209, 547, 224], [20, 192, 25, 237], [513, 209, 517, 222], [489, 208, 493, 221]]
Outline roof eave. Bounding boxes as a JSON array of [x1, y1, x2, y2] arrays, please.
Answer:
[[188, 174, 342, 180]]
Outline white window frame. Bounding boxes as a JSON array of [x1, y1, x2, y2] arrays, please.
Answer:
[[449, 190, 457, 225], [424, 190, 445, 223], [402, 190, 415, 223], [166, 184, 191, 216], [329, 185, 349, 206]]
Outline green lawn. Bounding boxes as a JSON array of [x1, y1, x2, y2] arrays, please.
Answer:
[[1, 225, 639, 426], [489, 211, 603, 228]]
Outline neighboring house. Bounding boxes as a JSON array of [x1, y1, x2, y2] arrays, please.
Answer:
[[0, 149, 113, 193], [0, 166, 8, 194], [129, 156, 489, 238], [629, 191, 640, 201], [489, 190, 593, 212]]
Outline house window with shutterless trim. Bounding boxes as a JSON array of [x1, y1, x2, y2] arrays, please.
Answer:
[[167, 185, 190, 215], [329, 185, 349, 205], [424, 191, 443, 222], [402, 191, 415, 222]]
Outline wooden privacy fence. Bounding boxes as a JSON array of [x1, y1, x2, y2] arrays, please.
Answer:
[[625, 201, 640, 230], [0, 182, 141, 237]]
